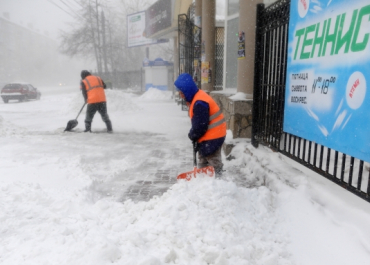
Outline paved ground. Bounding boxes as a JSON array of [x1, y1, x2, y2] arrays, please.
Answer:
[[119, 148, 247, 203], [123, 147, 193, 202], [86, 137, 195, 203]]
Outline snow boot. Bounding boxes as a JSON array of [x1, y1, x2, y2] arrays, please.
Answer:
[[106, 120, 113, 133], [84, 121, 91, 132]]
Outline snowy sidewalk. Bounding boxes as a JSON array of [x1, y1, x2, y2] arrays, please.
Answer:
[[1, 86, 370, 265]]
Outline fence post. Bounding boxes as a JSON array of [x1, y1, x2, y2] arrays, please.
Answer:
[[251, 3, 265, 148]]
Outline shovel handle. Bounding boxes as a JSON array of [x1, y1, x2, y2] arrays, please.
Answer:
[[192, 141, 197, 167], [76, 103, 86, 119]]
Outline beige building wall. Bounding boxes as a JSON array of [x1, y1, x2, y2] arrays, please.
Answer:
[[236, 0, 263, 98], [173, 36, 179, 82], [201, 0, 216, 92], [212, 0, 277, 141]]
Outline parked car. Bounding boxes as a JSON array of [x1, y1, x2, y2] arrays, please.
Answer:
[[1, 83, 41, 103]]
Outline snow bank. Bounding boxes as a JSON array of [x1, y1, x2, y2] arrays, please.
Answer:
[[0, 176, 290, 265], [115, 177, 290, 265], [105, 89, 141, 112], [224, 140, 370, 265], [138, 88, 173, 101]]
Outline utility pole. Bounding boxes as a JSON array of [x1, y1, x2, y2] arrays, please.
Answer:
[[101, 11, 108, 74], [94, 0, 102, 74], [88, 0, 101, 74], [107, 19, 116, 84]]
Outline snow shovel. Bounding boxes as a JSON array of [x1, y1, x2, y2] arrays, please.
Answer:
[[177, 142, 215, 181], [64, 103, 86, 132]]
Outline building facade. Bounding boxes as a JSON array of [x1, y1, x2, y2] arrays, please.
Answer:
[[144, 0, 278, 139]]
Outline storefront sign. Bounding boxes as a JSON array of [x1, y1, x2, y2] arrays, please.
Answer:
[[284, 0, 370, 161]]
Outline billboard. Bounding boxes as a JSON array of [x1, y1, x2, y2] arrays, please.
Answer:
[[145, 0, 172, 38], [127, 11, 168, 48], [283, 0, 370, 161]]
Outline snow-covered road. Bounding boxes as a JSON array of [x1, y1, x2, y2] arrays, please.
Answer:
[[1, 86, 370, 265]]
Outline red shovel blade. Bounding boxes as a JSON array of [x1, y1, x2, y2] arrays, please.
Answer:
[[177, 166, 215, 181]]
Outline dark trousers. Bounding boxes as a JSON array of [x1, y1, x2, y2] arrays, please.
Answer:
[[198, 146, 223, 177], [85, 102, 111, 124]]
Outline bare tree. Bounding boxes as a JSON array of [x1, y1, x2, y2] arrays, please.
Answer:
[[59, 0, 109, 74], [59, 0, 173, 74]]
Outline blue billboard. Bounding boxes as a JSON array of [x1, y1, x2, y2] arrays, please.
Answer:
[[284, 0, 370, 162]]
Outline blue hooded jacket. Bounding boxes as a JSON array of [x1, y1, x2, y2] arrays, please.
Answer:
[[174, 73, 225, 157]]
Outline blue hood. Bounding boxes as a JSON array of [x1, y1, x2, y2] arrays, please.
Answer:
[[174, 73, 199, 103]]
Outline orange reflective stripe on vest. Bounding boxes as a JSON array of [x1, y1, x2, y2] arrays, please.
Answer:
[[189, 90, 227, 142], [83, 75, 106, 104]]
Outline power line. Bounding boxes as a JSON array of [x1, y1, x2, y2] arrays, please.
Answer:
[[59, 0, 84, 19], [46, 0, 76, 19], [47, 0, 88, 23], [64, 0, 84, 9], [60, 0, 79, 12]]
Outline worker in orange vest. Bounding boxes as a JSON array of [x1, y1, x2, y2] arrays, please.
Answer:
[[80, 70, 113, 133], [174, 73, 226, 177]]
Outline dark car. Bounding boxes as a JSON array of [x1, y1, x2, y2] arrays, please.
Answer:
[[1, 83, 41, 103]]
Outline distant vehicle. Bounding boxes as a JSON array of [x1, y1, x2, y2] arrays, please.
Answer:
[[1, 83, 41, 103]]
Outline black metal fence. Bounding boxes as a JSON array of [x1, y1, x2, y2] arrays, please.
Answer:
[[252, 0, 370, 203], [96, 70, 143, 90], [177, 10, 225, 107], [178, 14, 201, 110], [178, 14, 202, 87]]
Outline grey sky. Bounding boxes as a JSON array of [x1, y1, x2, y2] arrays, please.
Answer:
[[0, 0, 76, 39], [0, 0, 226, 41]]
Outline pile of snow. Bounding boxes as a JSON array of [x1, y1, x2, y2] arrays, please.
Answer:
[[0, 176, 290, 265], [113, 177, 289, 265], [105, 89, 141, 112], [224, 140, 370, 265], [139, 88, 173, 101]]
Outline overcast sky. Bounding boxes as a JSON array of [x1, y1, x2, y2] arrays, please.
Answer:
[[0, 0, 77, 40], [0, 0, 226, 41]]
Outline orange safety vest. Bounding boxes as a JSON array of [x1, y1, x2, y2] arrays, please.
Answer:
[[82, 75, 106, 104], [189, 90, 227, 143]]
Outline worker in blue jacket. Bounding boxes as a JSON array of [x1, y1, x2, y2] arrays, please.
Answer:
[[175, 73, 227, 177]]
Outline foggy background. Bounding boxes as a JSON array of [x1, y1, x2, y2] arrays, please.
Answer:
[[0, 0, 171, 88], [0, 0, 226, 89]]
